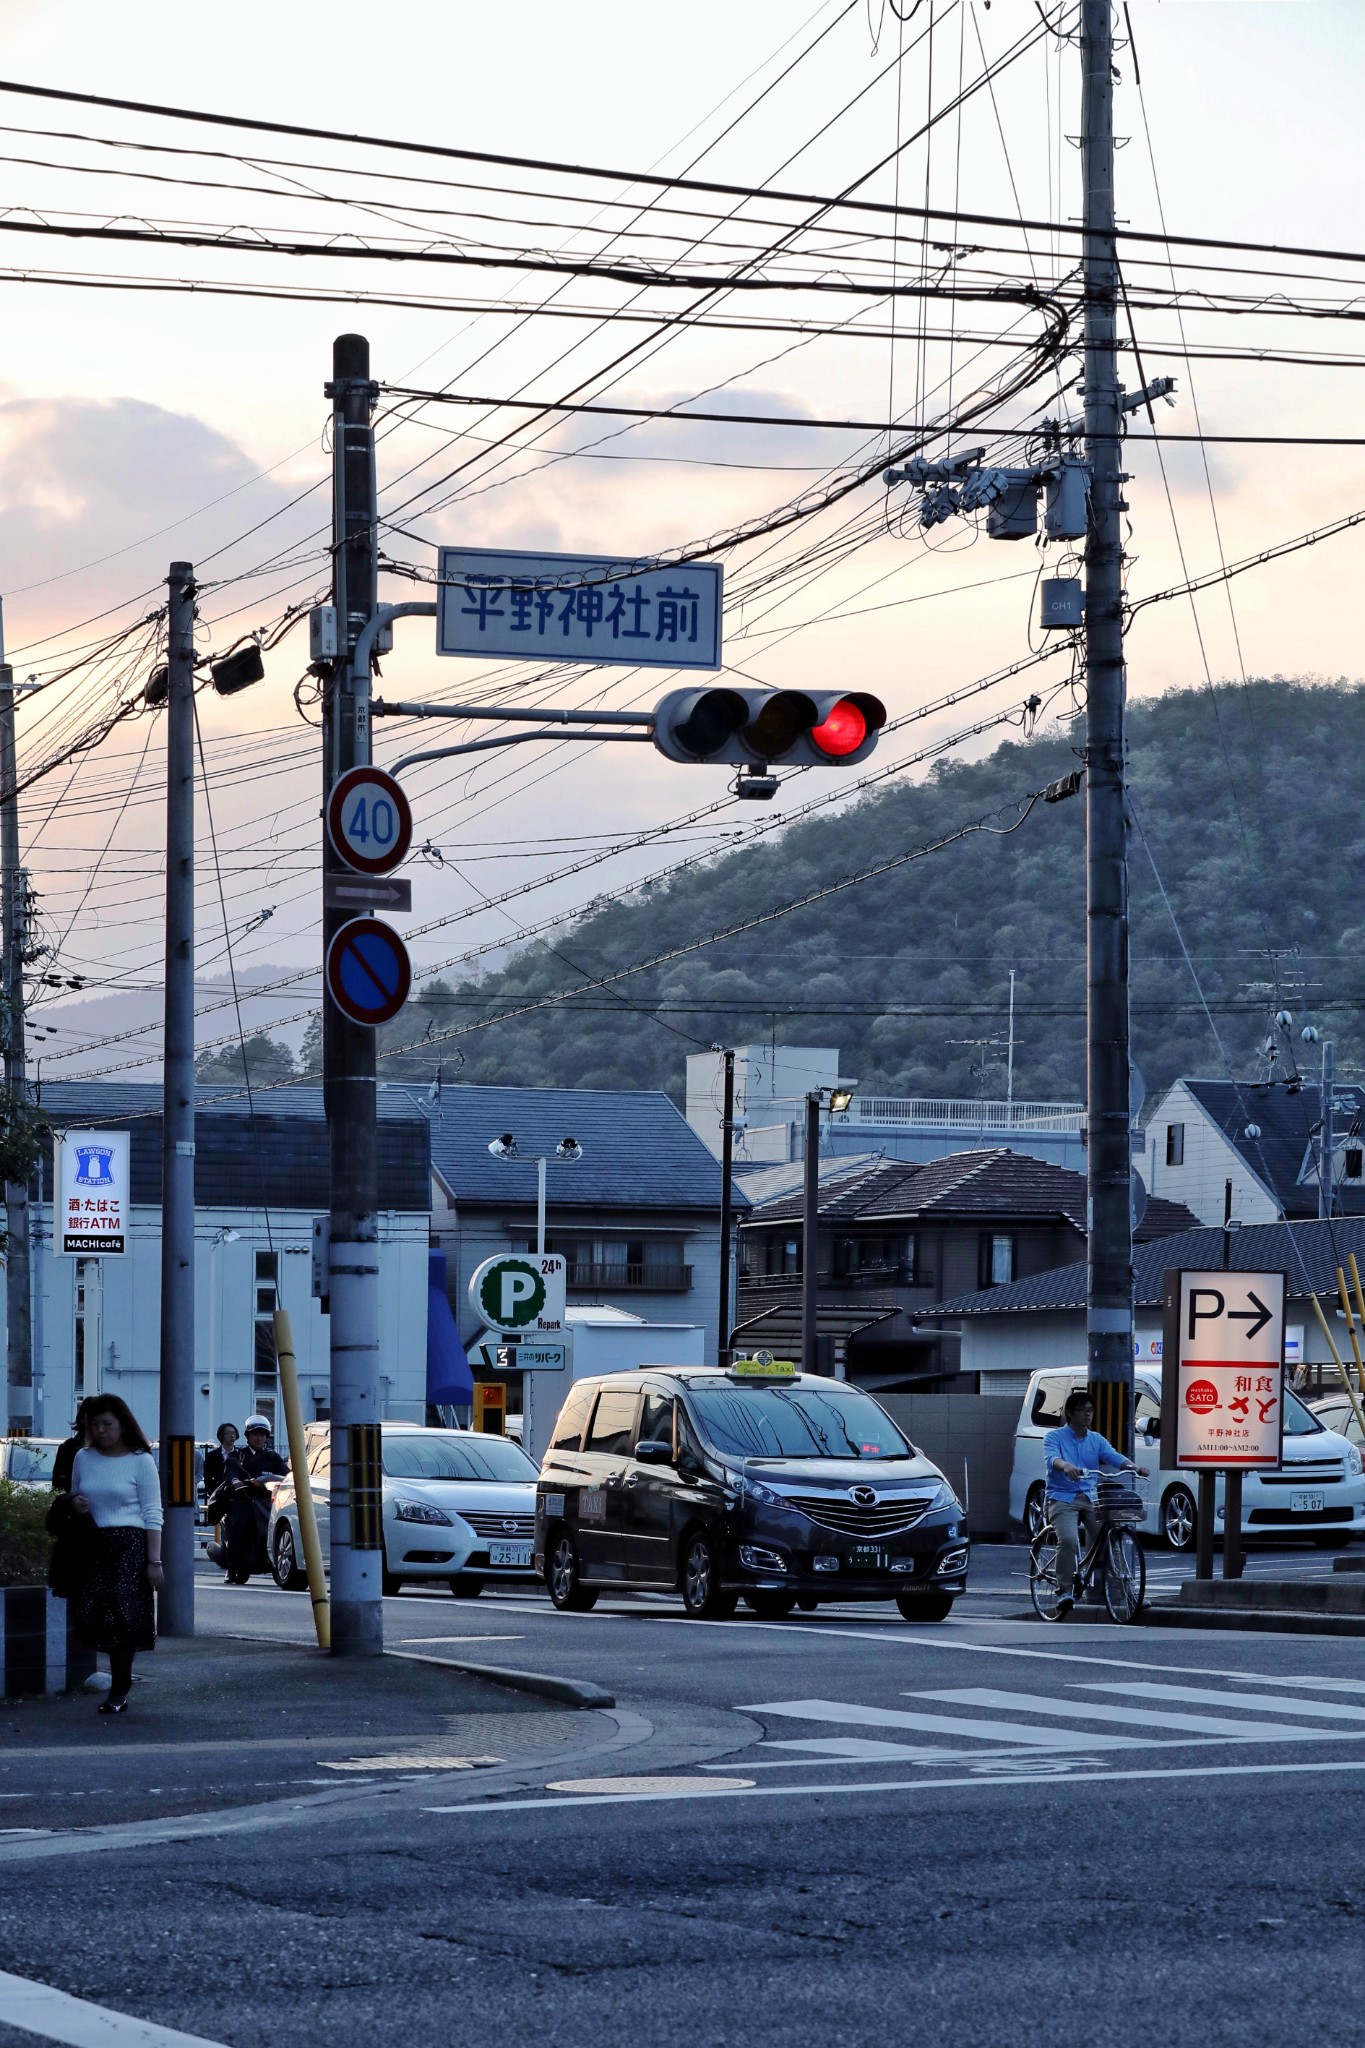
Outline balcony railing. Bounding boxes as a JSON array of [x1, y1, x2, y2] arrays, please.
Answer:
[[837, 1096, 1083, 1133], [566, 1261, 692, 1293]]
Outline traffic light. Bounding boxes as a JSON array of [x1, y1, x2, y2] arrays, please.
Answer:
[[652, 686, 886, 769]]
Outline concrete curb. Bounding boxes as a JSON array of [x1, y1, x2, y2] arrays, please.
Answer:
[[1144, 1603, 1365, 1638], [387, 1648, 615, 1709]]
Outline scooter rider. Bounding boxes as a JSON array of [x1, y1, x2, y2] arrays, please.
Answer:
[[219, 1417, 288, 1584]]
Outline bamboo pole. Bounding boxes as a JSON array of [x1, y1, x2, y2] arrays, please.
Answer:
[[274, 1308, 330, 1650], [1308, 1290, 1365, 1440], [1348, 1255, 1365, 1403]]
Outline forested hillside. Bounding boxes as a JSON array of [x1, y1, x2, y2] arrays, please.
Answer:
[[339, 678, 1365, 1105]]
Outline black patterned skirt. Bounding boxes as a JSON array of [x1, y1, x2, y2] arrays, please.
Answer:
[[71, 1526, 156, 1654]]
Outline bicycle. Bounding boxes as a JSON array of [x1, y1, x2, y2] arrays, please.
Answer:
[[1029, 1472, 1147, 1624]]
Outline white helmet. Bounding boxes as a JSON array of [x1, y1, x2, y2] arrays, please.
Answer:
[[244, 1415, 271, 1433]]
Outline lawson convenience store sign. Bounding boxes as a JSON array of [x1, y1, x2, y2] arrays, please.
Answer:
[[56, 1128, 130, 1256]]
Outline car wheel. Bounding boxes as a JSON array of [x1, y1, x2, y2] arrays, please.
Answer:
[[271, 1525, 307, 1592], [796, 1592, 819, 1612], [449, 1574, 485, 1598], [1161, 1485, 1197, 1552], [680, 1531, 738, 1619], [1025, 1483, 1047, 1541], [744, 1591, 797, 1620], [381, 1556, 402, 1597], [895, 1591, 955, 1622], [1313, 1532, 1352, 1549], [546, 1530, 598, 1612]]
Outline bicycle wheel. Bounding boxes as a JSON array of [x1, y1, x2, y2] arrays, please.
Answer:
[[1029, 1529, 1067, 1622], [1102, 1527, 1146, 1624]]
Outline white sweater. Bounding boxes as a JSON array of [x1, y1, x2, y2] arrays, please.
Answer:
[[72, 1447, 163, 1530]]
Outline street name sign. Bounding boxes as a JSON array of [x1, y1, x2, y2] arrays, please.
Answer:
[[323, 874, 412, 914], [56, 1128, 130, 1256], [468, 1253, 567, 1336], [326, 765, 413, 876], [1161, 1267, 1287, 1471], [497, 1340, 568, 1373], [325, 917, 412, 1027], [437, 547, 723, 670]]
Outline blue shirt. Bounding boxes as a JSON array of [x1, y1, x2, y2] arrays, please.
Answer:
[[1043, 1423, 1127, 1502]]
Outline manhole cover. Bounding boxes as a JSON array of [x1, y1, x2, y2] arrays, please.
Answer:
[[545, 1775, 754, 1794]]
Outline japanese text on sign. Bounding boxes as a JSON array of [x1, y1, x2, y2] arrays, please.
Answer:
[[56, 1128, 130, 1257], [1162, 1267, 1287, 1470], [437, 548, 723, 670]]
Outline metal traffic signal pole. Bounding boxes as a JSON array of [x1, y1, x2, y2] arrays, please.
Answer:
[[324, 334, 384, 1656], [1080, 0, 1135, 1457], [717, 1048, 736, 1367], [801, 1091, 821, 1375]]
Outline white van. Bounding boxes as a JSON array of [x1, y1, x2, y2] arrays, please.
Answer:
[[1008, 1368, 1365, 1550]]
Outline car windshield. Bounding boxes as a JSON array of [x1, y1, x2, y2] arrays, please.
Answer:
[[1284, 1389, 1324, 1436], [382, 1434, 537, 1483], [687, 1384, 911, 1461], [6, 1440, 56, 1482]]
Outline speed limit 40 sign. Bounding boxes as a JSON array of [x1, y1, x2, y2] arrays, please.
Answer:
[[327, 765, 413, 876]]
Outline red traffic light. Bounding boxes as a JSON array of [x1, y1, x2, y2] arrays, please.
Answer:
[[810, 698, 868, 758]]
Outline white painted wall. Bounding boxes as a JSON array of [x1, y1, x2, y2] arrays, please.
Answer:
[[1143, 1081, 1280, 1226]]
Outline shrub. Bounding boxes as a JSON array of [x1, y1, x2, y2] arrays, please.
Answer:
[[0, 1477, 51, 1587]]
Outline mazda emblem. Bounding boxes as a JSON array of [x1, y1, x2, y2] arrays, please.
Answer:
[[850, 1485, 878, 1506]]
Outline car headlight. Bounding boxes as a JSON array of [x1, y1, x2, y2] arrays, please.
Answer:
[[741, 1476, 783, 1506], [1348, 1444, 1363, 1478], [393, 1499, 453, 1526], [929, 1481, 960, 1514]]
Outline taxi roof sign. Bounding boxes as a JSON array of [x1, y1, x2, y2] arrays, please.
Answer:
[[729, 1356, 797, 1380]]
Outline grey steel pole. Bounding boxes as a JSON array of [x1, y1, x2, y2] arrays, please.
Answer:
[[158, 563, 196, 1635], [717, 1049, 735, 1367], [1081, 0, 1134, 1458], [324, 334, 383, 1656], [0, 603, 32, 1436], [1320, 1038, 1336, 1222], [801, 1092, 820, 1374]]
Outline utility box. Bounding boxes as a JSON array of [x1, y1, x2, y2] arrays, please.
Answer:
[[985, 479, 1039, 540], [309, 605, 339, 661], [1044, 457, 1089, 540], [1040, 576, 1084, 630], [472, 1381, 506, 1434]]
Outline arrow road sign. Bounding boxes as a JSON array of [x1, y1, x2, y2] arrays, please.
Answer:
[[327, 765, 413, 876], [1164, 1267, 1287, 1471], [323, 874, 412, 914], [1227, 1291, 1273, 1341], [325, 917, 412, 1027]]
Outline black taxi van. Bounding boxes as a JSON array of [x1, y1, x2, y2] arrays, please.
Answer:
[[535, 1358, 968, 1620]]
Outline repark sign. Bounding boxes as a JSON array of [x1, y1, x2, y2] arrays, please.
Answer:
[[468, 1253, 567, 1337], [1161, 1267, 1288, 1471]]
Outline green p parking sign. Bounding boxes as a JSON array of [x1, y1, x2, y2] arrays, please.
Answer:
[[468, 1253, 567, 1335]]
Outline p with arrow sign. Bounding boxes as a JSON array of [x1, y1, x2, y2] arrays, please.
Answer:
[[1162, 1267, 1288, 1472]]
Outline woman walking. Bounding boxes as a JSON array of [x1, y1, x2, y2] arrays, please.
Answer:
[[68, 1394, 162, 1715]]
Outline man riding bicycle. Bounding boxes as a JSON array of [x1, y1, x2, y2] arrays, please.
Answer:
[[1043, 1388, 1131, 1616]]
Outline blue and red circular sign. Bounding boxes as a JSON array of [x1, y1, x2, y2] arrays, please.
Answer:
[[325, 917, 412, 1027], [326, 766, 413, 876]]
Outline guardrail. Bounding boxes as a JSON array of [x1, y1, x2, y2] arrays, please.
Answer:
[[838, 1097, 1084, 1133]]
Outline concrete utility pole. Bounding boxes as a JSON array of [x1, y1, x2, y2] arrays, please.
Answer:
[[1080, 0, 1134, 1455], [1319, 1038, 1336, 1222], [324, 334, 384, 1656], [717, 1048, 735, 1367], [0, 602, 32, 1435], [158, 563, 197, 1635], [801, 1091, 821, 1375]]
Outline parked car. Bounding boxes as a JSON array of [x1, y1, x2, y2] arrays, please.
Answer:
[[1310, 1394, 1365, 1450], [535, 1362, 969, 1621], [267, 1422, 539, 1596], [0, 1437, 63, 1489], [1009, 1368, 1365, 1551]]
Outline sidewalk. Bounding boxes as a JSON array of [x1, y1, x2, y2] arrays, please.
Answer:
[[0, 1632, 598, 1834]]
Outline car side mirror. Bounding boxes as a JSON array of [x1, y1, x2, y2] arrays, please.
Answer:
[[634, 1438, 674, 1465], [1142, 1417, 1161, 1445]]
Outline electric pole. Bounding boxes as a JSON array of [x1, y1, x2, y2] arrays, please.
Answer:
[[158, 563, 196, 1635], [717, 1048, 735, 1367], [1320, 1038, 1335, 1221], [324, 334, 384, 1656], [801, 1091, 821, 1375], [1080, 0, 1135, 1455], [0, 602, 32, 1435]]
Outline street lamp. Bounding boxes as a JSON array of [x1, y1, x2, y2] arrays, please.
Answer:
[[488, 1133, 583, 1255], [802, 1082, 857, 1376]]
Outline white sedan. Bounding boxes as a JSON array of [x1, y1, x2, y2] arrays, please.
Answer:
[[267, 1422, 539, 1597]]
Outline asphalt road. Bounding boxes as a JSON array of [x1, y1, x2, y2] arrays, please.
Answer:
[[2, 1548, 1362, 2048]]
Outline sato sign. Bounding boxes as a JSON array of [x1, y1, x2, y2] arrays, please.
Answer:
[[1161, 1267, 1287, 1471], [437, 547, 723, 670], [56, 1128, 130, 1257], [468, 1253, 567, 1336]]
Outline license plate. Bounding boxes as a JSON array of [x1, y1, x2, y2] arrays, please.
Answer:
[[1291, 1491, 1325, 1514], [488, 1541, 533, 1567], [850, 1547, 890, 1571]]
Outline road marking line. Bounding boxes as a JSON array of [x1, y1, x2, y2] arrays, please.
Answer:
[[0, 1969, 227, 2047], [1075, 1681, 1365, 1722], [909, 1686, 1332, 1742], [393, 1636, 523, 1645], [426, 1753, 1365, 1815], [737, 1696, 1138, 1749], [827, 1629, 1365, 1690]]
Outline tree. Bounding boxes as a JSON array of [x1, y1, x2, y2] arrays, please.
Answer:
[[195, 1033, 296, 1089]]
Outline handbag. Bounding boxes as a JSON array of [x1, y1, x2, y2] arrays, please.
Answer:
[[44, 1491, 93, 1600]]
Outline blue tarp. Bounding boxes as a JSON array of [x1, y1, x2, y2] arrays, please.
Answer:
[[426, 1247, 474, 1405]]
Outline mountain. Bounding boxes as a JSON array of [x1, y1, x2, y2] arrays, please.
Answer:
[[371, 677, 1365, 1105]]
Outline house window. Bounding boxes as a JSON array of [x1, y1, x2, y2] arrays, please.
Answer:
[[980, 1233, 1015, 1287], [253, 1251, 279, 1435], [1166, 1123, 1185, 1167]]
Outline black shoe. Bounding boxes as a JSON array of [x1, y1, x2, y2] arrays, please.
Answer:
[[1055, 1596, 1073, 1619], [98, 1694, 129, 1715]]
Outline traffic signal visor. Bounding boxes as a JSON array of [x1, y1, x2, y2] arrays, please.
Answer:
[[653, 686, 885, 767]]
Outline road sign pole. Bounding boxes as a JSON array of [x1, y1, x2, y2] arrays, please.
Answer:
[[324, 333, 383, 1658]]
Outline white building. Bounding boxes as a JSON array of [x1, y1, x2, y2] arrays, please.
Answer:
[[1144, 1077, 1365, 1226]]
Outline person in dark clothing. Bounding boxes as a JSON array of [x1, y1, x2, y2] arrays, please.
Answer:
[[51, 1400, 93, 1494], [66, 1394, 162, 1714], [202, 1422, 240, 1499], [220, 1417, 288, 1584]]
